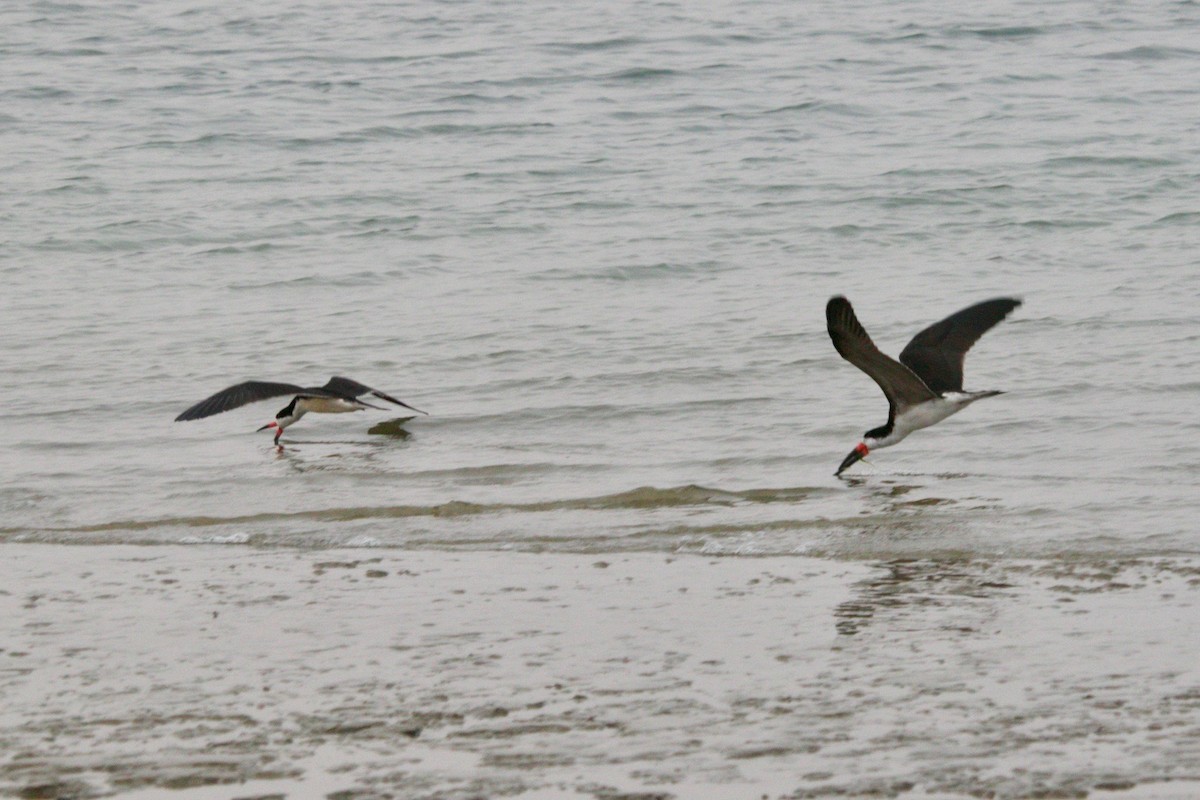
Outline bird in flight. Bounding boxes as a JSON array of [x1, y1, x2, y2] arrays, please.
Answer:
[[826, 296, 1021, 476], [175, 376, 426, 445]]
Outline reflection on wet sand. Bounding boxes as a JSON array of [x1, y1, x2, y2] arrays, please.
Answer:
[[835, 558, 1013, 636], [3, 546, 1198, 799]]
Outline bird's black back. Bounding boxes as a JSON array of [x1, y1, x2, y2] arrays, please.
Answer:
[[322, 376, 414, 409], [321, 376, 374, 399]]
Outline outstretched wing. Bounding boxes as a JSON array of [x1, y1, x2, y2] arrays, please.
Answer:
[[899, 298, 1021, 394], [322, 376, 427, 415], [826, 296, 939, 413], [175, 381, 315, 421]]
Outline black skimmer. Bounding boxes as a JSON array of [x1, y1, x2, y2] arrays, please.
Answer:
[[175, 376, 426, 445], [826, 296, 1020, 476]]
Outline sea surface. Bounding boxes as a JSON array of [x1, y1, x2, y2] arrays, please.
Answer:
[[3, 1, 1200, 798], [4, 0, 1198, 558], [4, 0, 1195, 563]]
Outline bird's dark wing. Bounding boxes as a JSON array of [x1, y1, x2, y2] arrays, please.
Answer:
[[320, 376, 376, 399], [175, 381, 325, 421], [898, 298, 1021, 394], [321, 376, 428, 415], [826, 296, 939, 412]]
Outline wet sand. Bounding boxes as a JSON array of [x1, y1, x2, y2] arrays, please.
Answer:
[[2, 544, 1198, 799]]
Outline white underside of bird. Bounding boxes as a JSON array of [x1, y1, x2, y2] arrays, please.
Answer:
[[297, 397, 373, 414], [866, 392, 997, 449]]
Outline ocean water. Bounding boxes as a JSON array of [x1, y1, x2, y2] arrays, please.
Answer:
[[3, 0, 1199, 556]]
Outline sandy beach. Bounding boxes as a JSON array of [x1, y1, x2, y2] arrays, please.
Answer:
[[2, 544, 1197, 799]]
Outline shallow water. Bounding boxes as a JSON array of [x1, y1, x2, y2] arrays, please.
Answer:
[[2, 0, 1199, 797], [3, 547, 1198, 800]]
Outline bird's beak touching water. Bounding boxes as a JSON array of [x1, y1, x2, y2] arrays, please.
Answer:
[[836, 442, 870, 476]]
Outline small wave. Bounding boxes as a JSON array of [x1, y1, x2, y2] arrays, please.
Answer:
[[5, 484, 828, 539], [179, 532, 250, 545], [1151, 211, 1200, 225], [227, 270, 387, 289], [417, 122, 554, 137], [863, 32, 928, 44], [197, 242, 281, 257], [827, 224, 867, 236], [957, 26, 1046, 39], [2, 86, 74, 100], [764, 101, 821, 115], [763, 101, 873, 118], [601, 67, 678, 83], [529, 260, 728, 282], [545, 37, 644, 53], [39, 47, 107, 57], [1093, 45, 1200, 61], [1006, 218, 1108, 230], [1039, 155, 1178, 169]]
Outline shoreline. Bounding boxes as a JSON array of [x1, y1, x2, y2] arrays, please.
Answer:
[[2, 544, 1198, 799]]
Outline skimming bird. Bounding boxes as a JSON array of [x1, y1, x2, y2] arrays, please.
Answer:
[[826, 296, 1020, 476], [175, 376, 426, 445]]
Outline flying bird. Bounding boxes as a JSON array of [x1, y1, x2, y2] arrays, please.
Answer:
[[826, 296, 1020, 476], [175, 376, 427, 445]]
